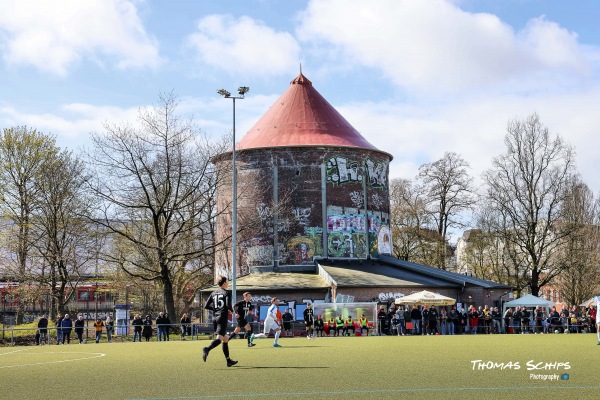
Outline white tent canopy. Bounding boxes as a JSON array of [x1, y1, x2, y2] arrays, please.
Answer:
[[503, 294, 554, 315], [580, 297, 599, 308], [395, 290, 456, 306]]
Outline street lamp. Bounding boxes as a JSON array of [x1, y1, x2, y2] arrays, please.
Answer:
[[217, 86, 249, 320]]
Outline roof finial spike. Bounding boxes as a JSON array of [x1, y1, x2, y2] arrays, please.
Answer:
[[300, 62, 302, 75]]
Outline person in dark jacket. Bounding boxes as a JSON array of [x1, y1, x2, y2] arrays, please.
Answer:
[[410, 305, 422, 335], [142, 315, 153, 341], [428, 306, 439, 335], [74, 315, 85, 344], [60, 314, 73, 344], [422, 305, 430, 335], [37, 314, 49, 345], [180, 313, 191, 340], [55, 314, 63, 344], [105, 316, 114, 343], [377, 305, 387, 336], [156, 312, 168, 341], [132, 314, 143, 342]]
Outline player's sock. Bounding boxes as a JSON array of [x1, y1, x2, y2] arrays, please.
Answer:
[[245, 331, 251, 344], [206, 338, 221, 351], [597, 330, 600, 341], [222, 342, 230, 358], [274, 330, 281, 344]]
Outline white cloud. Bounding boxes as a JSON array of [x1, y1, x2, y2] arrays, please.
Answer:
[[0, 0, 161, 76], [337, 85, 600, 193], [186, 14, 300, 77], [296, 0, 594, 93], [0, 103, 138, 150]]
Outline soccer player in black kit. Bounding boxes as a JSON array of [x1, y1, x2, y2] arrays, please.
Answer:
[[231, 291, 256, 347], [304, 302, 315, 339], [202, 276, 238, 367]]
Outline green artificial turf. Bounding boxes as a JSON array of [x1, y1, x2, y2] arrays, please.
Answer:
[[1, 334, 599, 400]]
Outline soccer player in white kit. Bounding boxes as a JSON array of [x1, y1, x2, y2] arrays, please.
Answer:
[[253, 297, 283, 347]]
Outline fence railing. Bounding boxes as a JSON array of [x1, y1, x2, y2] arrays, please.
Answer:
[[0, 321, 323, 346]]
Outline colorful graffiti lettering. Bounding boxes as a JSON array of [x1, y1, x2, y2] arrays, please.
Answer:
[[327, 232, 348, 257], [327, 214, 367, 233], [326, 232, 367, 258]]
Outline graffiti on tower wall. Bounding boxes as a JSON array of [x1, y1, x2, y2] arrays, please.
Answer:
[[326, 156, 363, 185], [365, 158, 387, 188], [377, 225, 392, 255], [256, 202, 291, 234], [325, 206, 392, 258]]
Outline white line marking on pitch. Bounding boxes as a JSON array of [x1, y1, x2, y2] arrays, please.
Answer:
[[0, 351, 106, 369]]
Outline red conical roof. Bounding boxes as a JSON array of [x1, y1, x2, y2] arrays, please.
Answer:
[[237, 73, 389, 156]]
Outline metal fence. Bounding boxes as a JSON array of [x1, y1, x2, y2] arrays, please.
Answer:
[[0, 320, 325, 346]]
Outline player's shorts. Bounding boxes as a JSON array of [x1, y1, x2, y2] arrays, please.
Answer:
[[263, 319, 280, 333], [213, 316, 229, 337], [236, 318, 249, 327], [304, 320, 313, 327]]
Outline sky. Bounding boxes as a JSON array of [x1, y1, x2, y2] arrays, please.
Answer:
[[1, 0, 599, 235]]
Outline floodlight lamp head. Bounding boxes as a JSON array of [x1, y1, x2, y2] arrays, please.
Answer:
[[217, 89, 231, 97], [237, 86, 249, 96]]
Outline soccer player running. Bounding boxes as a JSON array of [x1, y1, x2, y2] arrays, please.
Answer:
[[231, 291, 256, 347], [202, 276, 238, 367], [253, 297, 283, 347], [304, 302, 315, 339]]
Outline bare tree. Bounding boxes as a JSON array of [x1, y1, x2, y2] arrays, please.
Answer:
[[0, 127, 61, 321], [555, 179, 600, 305], [30, 150, 93, 318], [483, 113, 576, 296], [389, 178, 438, 264], [418, 152, 475, 269], [86, 93, 229, 319]]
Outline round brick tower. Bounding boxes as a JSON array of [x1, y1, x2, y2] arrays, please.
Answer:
[[214, 73, 393, 277]]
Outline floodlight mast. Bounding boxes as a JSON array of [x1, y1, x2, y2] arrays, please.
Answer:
[[217, 86, 249, 323]]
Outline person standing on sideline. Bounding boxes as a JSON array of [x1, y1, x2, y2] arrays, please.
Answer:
[[202, 276, 238, 367], [94, 318, 103, 343], [142, 315, 153, 342], [304, 302, 315, 339], [252, 297, 283, 347], [377, 305, 387, 336], [74, 315, 85, 344], [231, 292, 256, 347], [55, 314, 64, 345], [105, 316, 114, 343], [60, 314, 73, 344], [180, 313, 191, 341], [156, 312, 168, 341], [37, 314, 49, 345], [282, 308, 294, 337], [410, 306, 421, 335], [132, 314, 143, 342]]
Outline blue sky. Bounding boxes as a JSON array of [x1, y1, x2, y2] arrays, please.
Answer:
[[1, 0, 599, 226]]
